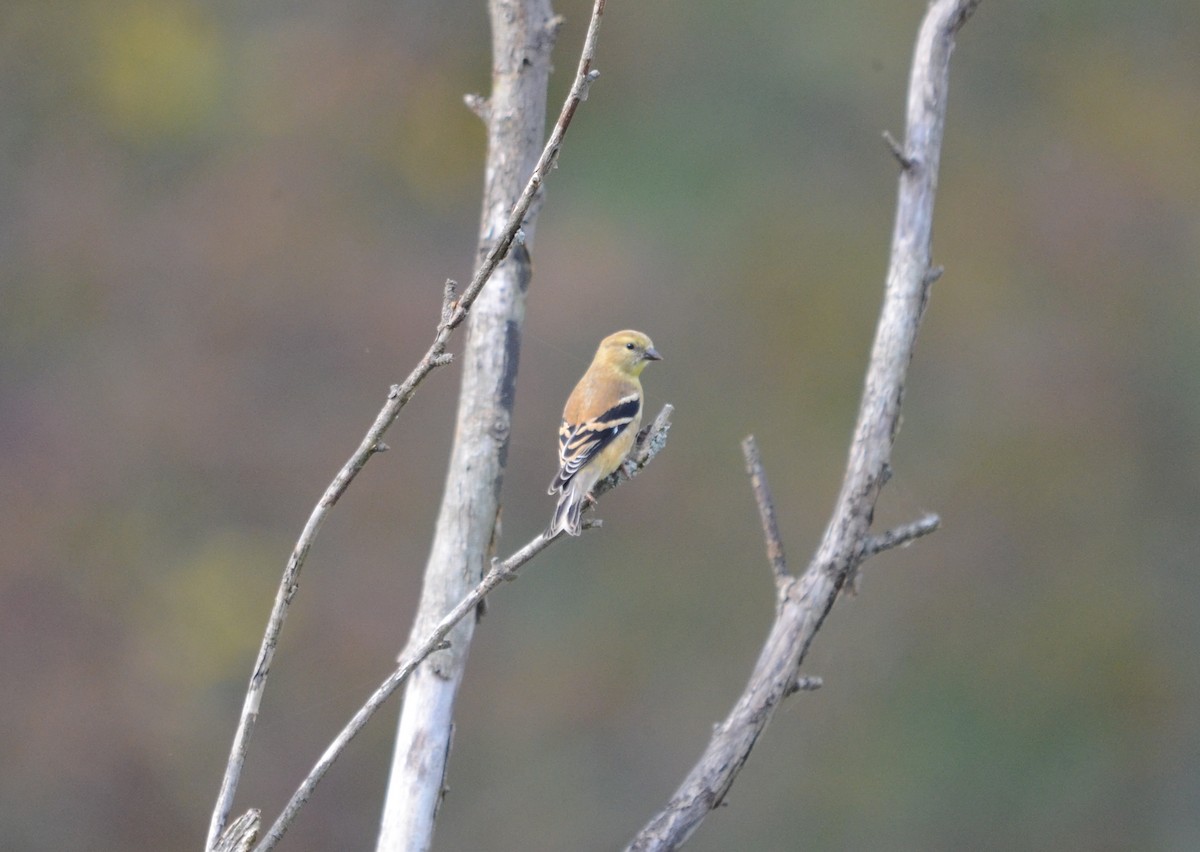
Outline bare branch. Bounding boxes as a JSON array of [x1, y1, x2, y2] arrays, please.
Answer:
[[612, 404, 673, 489], [376, 2, 613, 849], [441, 0, 609, 334], [862, 513, 941, 558], [213, 810, 259, 852], [882, 130, 915, 170], [741, 436, 788, 582], [205, 1, 611, 847], [249, 407, 672, 852], [786, 675, 824, 696], [462, 93, 490, 122], [626, 2, 981, 849]]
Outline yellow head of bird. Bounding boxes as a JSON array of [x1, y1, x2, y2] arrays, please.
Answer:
[[597, 330, 662, 377]]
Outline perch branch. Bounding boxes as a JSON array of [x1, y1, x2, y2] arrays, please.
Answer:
[[250, 406, 672, 852], [205, 2, 610, 846], [625, 2, 979, 849]]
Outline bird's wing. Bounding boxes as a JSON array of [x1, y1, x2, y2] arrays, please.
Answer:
[[551, 393, 641, 492]]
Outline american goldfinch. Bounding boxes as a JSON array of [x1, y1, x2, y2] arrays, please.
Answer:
[[548, 330, 662, 537]]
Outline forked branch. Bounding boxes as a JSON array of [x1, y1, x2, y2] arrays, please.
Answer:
[[206, 1, 612, 847], [248, 406, 672, 852], [626, 1, 981, 848]]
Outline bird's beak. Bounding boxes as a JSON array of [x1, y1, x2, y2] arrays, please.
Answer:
[[644, 346, 663, 362]]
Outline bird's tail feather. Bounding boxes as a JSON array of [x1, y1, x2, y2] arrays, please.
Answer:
[[548, 485, 585, 537]]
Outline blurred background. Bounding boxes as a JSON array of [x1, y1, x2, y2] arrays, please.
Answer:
[[3, 0, 1199, 849]]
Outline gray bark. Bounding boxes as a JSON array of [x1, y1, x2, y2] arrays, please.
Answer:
[[625, 1, 982, 848], [375, 2, 556, 850]]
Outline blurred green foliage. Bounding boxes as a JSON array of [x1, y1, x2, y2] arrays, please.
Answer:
[[2, 0, 1199, 850]]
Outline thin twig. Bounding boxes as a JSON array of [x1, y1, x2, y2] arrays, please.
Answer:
[[741, 436, 788, 581], [441, 0, 608, 334], [250, 406, 672, 852], [206, 2, 611, 845], [882, 130, 915, 170], [786, 675, 823, 696], [626, 2, 980, 849], [862, 513, 940, 558]]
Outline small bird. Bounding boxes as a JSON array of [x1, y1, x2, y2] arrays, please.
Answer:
[[548, 330, 662, 537]]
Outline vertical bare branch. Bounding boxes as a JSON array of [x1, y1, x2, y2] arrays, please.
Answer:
[[376, 2, 608, 852], [626, 2, 980, 849]]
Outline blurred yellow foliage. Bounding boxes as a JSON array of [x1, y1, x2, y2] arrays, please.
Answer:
[[90, 0, 224, 140], [137, 529, 282, 687], [1046, 36, 1200, 198], [382, 71, 486, 206]]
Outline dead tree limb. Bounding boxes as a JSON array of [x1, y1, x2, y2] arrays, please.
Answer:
[[625, 1, 980, 848]]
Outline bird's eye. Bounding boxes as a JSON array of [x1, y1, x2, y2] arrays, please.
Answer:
[[625, 342, 635, 350]]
